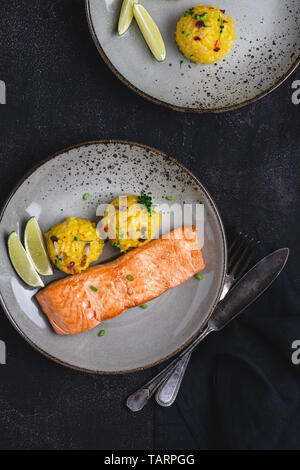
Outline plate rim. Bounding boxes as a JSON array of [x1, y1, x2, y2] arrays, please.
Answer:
[[0, 139, 227, 374], [85, 0, 300, 114]]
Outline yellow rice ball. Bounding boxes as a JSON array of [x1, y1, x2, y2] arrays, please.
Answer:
[[101, 194, 162, 253], [175, 4, 236, 64], [45, 217, 104, 274]]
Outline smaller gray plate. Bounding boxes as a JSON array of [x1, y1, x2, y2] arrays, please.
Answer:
[[0, 141, 226, 373], [86, 0, 300, 113]]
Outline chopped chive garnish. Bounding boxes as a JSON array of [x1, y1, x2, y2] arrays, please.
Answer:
[[138, 192, 153, 214], [115, 226, 124, 238], [98, 329, 105, 337], [166, 196, 174, 201], [83, 193, 90, 200], [194, 274, 203, 280], [140, 304, 148, 309], [183, 8, 194, 17], [113, 242, 120, 248], [74, 236, 94, 242], [186, 33, 190, 37], [90, 285, 98, 291], [218, 13, 224, 40], [127, 274, 134, 281], [180, 60, 183, 68]]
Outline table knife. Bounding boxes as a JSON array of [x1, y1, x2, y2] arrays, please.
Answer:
[[126, 248, 289, 412]]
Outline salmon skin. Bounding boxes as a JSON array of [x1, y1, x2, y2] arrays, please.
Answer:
[[36, 226, 205, 335]]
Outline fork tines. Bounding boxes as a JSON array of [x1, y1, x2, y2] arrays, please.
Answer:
[[227, 233, 260, 279]]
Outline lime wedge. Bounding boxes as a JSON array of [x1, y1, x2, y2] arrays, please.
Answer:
[[24, 217, 53, 276], [118, 0, 138, 36], [133, 4, 166, 62], [8, 231, 44, 288]]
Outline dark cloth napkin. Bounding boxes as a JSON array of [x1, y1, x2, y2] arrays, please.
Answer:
[[154, 242, 300, 450]]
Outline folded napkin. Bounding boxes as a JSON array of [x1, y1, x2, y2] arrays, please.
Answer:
[[154, 241, 300, 450]]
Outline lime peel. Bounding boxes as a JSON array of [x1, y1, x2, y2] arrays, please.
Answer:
[[118, 0, 138, 36], [8, 231, 44, 288], [133, 4, 166, 62], [24, 217, 53, 276]]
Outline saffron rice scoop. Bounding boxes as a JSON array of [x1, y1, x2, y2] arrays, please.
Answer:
[[175, 4, 236, 64]]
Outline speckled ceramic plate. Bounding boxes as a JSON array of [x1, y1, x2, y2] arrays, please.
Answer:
[[0, 141, 226, 373], [86, 0, 300, 113]]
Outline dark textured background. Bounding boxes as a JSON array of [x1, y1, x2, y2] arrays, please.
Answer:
[[0, 0, 299, 450]]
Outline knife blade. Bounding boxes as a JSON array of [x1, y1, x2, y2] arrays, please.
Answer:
[[210, 247, 289, 331]]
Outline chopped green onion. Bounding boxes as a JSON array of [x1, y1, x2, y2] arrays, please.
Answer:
[[218, 14, 224, 39], [184, 8, 194, 17], [166, 196, 174, 201], [74, 236, 94, 242], [83, 193, 90, 200], [140, 304, 148, 309], [115, 226, 124, 238], [180, 60, 183, 68], [127, 274, 134, 281], [98, 329, 105, 337], [113, 242, 120, 249], [90, 285, 98, 292], [138, 192, 153, 214], [194, 274, 203, 280]]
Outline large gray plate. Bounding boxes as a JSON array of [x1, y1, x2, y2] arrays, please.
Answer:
[[86, 0, 300, 113], [0, 141, 226, 373]]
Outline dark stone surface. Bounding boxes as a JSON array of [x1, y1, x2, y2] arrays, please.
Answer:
[[0, 0, 299, 450]]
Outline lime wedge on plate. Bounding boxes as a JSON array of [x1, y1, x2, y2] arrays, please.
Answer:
[[24, 217, 53, 276], [133, 4, 166, 62], [8, 231, 44, 288], [118, 0, 138, 36]]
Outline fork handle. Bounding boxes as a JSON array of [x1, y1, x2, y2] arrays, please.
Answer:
[[155, 351, 192, 407], [126, 325, 213, 412]]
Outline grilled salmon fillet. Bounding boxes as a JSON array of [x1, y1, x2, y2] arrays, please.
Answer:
[[36, 226, 205, 335]]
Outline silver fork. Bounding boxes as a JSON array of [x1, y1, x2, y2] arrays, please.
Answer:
[[154, 233, 258, 407], [126, 233, 257, 412]]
